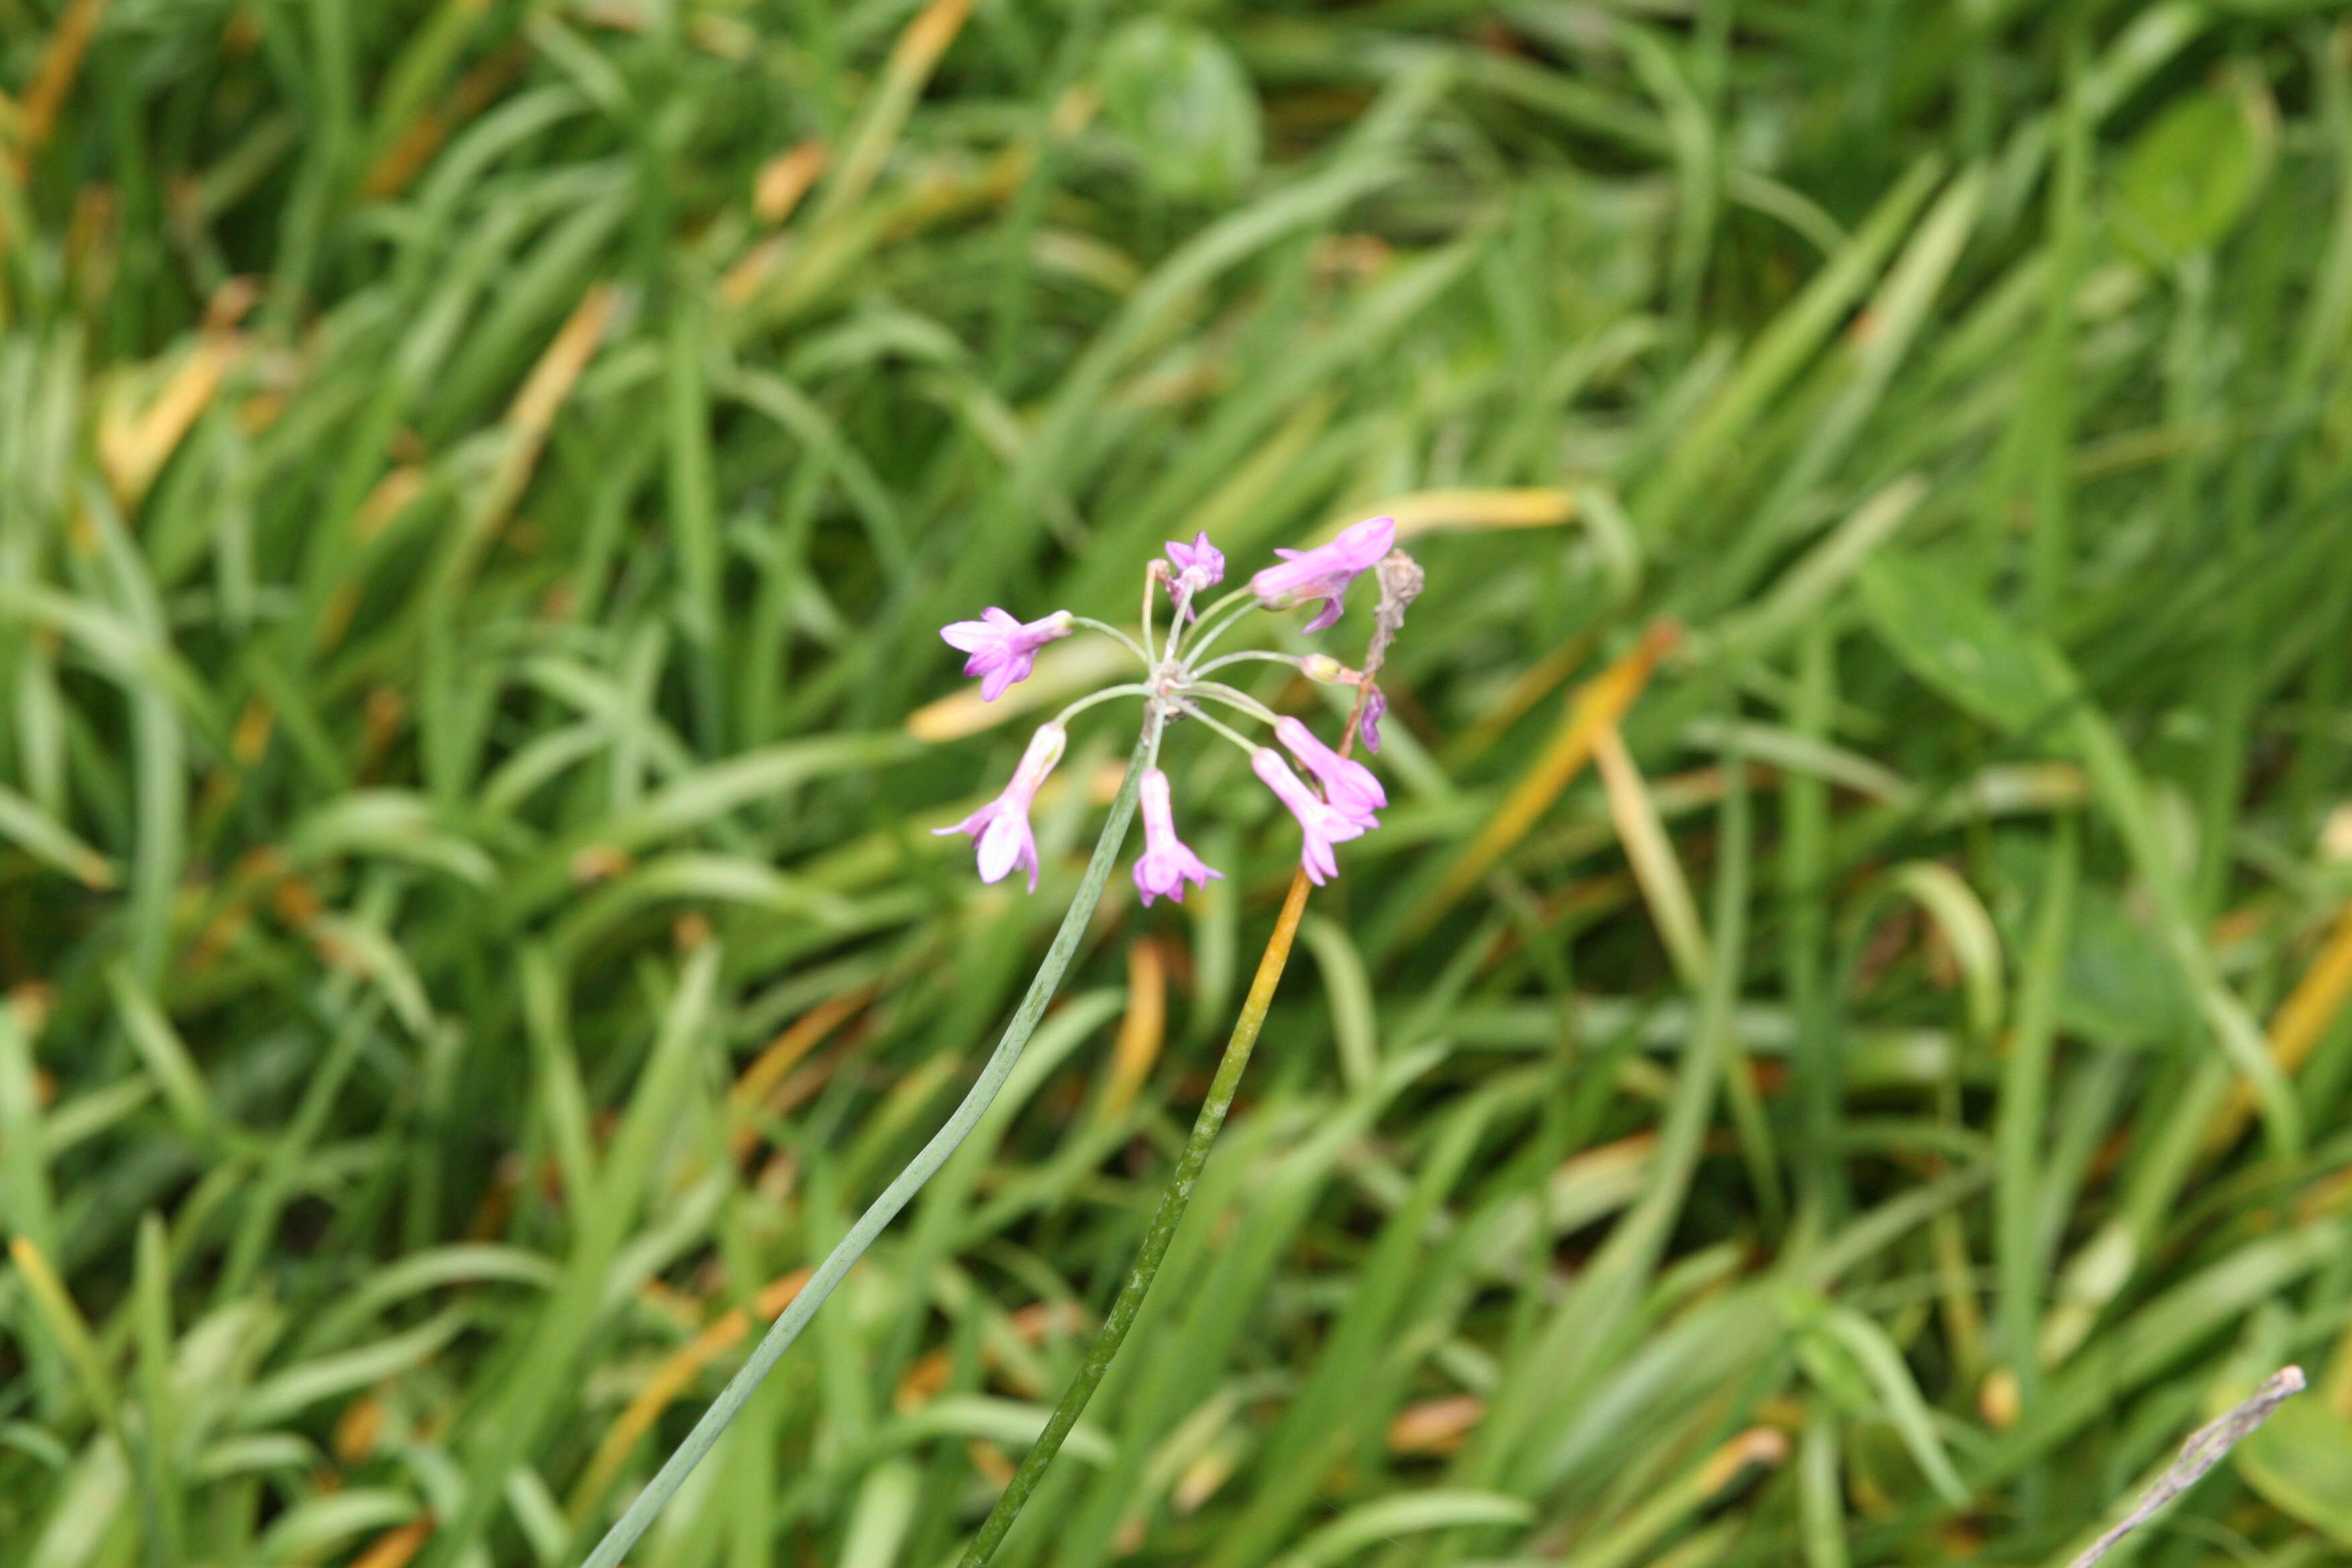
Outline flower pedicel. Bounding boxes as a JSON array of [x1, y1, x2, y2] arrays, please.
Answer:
[[936, 520, 1398, 889]]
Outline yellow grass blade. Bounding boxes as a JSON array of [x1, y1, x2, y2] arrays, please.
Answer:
[[13, 0, 107, 168], [1406, 622, 1679, 935], [1310, 487, 1576, 544], [568, 1268, 813, 1520], [1096, 939, 1167, 1126], [811, 0, 974, 228], [2207, 896, 2352, 1153], [905, 636, 1140, 743], [1594, 724, 1711, 989]]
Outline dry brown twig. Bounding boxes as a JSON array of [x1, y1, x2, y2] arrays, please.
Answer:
[[2061, 1365, 2305, 1568]]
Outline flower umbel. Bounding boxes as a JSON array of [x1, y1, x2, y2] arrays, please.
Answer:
[[934, 517, 1409, 892], [1249, 514, 1394, 632], [940, 608, 1074, 701], [934, 723, 1065, 890], [1132, 769, 1221, 905]]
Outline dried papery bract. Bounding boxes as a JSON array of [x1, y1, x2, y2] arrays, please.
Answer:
[[583, 525, 1420, 1568], [1369, 548, 1424, 664], [1357, 548, 1422, 749]]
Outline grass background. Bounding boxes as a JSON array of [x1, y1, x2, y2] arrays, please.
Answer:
[[7, 0, 2352, 1564]]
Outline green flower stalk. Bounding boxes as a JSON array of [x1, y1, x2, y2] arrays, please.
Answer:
[[957, 545, 1422, 1567], [581, 525, 1410, 1567], [580, 727, 1153, 1568]]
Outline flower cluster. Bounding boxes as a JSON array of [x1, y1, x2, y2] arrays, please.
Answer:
[[936, 516, 1397, 898]]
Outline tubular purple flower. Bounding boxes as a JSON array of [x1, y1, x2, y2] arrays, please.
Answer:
[[1163, 532, 1226, 624], [1274, 716, 1385, 822], [1248, 515, 1395, 632], [1359, 685, 1387, 753], [1165, 531, 1225, 595], [940, 607, 1074, 701], [1252, 748, 1369, 885], [1132, 769, 1221, 906], [933, 724, 1066, 891]]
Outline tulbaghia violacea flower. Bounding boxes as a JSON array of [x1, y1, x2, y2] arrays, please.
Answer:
[[1249, 515, 1395, 632], [1163, 532, 1225, 619], [609, 515, 1423, 1568], [1251, 748, 1369, 885], [1274, 716, 1385, 822], [1359, 686, 1387, 752], [940, 607, 1075, 701], [934, 724, 1065, 890], [1132, 769, 1221, 905]]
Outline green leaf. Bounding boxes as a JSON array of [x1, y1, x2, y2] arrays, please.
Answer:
[[2059, 892, 2188, 1046], [2233, 1395, 2352, 1548], [1269, 1491, 1533, 1568], [1099, 17, 1263, 201], [1857, 554, 2076, 736], [0, 784, 115, 889], [840, 1461, 922, 1568], [1817, 1307, 1971, 1510], [2117, 85, 2273, 262]]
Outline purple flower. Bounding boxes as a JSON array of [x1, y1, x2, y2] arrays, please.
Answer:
[[1249, 515, 1395, 632], [1132, 769, 1221, 906], [1163, 532, 1225, 620], [934, 724, 1065, 891], [1359, 685, 1387, 753], [940, 607, 1073, 701], [1275, 716, 1385, 822], [1252, 748, 1370, 885]]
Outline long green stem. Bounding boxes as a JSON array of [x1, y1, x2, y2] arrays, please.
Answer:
[[954, 634, 1392, 1561], [954, 669, 1382, 1568], [955, 863, 1316, 1568], [579, 727, 1156, 1568]]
